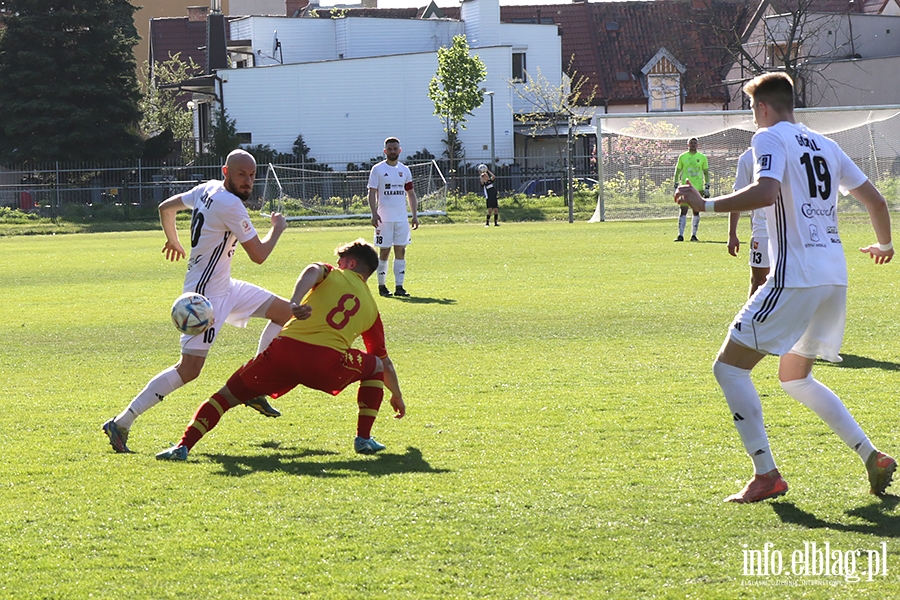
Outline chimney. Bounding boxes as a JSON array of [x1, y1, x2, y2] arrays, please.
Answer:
[[361, 0, 377, 7], [207, 11, 228, 73], [187, 6, 208, 21]]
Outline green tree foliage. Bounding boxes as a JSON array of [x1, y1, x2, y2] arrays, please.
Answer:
[[428, 35, 486, 178], [205, 108, 243, 161], [0, 0, 143, 164], [140, 53, 202, 143]]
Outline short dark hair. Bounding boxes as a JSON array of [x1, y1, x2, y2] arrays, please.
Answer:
[[744, 72, 794, 113], [336, 238, 379, 275], [384, 137, 400, 147], [688, 137, 698, 144]]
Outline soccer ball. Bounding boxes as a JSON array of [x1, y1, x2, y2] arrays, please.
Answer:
[[171, 292, 214, 335], [477, 164, 488, 173]]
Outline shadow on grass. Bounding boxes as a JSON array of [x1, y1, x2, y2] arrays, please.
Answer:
[[771, 495, 900, 537], [389, 296, 456, 305], [818, 354, 900, 371], [202, 445, 450, 478]]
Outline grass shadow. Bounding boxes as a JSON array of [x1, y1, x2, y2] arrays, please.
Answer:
[[202, 445, 450, 478], [771, 495, 900, 537], [819, 353, 900, 371], [390, 296, 456, 305]]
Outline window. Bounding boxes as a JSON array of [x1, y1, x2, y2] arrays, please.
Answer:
[[766, 42, 799, 67], [648, 74, 681, 112], [512, 52, 526, 83]]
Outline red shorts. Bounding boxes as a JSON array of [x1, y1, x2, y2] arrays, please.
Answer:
[[226, 337, 379, 401]]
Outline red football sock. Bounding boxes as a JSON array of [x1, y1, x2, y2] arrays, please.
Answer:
[[356, 372, 384, 439], [180, 393, 233, 450]]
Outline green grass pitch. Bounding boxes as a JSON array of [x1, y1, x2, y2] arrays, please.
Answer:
[[0, 216, 898, 598]]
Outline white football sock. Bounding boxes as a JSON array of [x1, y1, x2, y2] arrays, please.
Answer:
[[377, 260, 388, 286], [713, 361, 777, 474], [116, 367, 184, 429], [257, 320, 282, 356], [692, 214, 700, 236], [780, 375, 874, 462], [394, 259, 406, 287], [678, 215, 686, 236]]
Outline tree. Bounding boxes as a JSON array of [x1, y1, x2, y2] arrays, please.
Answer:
[[0, 0, 144, 164], [205, 108, 244, 161], [292, 133, 311, 162], [511, 63, 596, 161], [428, 35, 486, 183], [511, 62, 596, 222], [686, 0, 857, 108], [140, 53, 202, 145]]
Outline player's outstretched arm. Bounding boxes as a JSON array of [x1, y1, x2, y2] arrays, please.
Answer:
[[851, 180, 894, 264], [159, 195, 187, 261], [242, 212, 287, 265], [289, 263, 326, 315], [380, 356, 405, 418]]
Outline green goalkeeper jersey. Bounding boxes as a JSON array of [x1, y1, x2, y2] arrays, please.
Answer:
[[674, 151, 709, 190]]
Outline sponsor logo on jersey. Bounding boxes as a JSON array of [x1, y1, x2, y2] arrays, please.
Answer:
[[801, 203, 835, 219], [809, 224, 820, 243], [241, 219, 252, 234]]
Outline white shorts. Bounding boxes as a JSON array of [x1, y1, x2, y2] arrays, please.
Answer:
[[374, 221, 412, 248], [181, 279, 277, 356], [728, 284, 846, 362], [748, 236, 770, 269]]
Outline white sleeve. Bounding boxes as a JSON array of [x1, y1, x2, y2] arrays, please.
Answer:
[[223, 200, 257, 243], [733, 150, 754, 191], [180, 182, 203, 209], [367, 167, 379, 190], [751, 129, 785, 184], [837, 149, 867, 195]]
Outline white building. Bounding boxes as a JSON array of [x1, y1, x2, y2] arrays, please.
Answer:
[[194, 0, 562, 166]]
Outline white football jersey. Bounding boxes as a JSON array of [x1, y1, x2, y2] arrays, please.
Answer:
[[734, 148, 767, 238], [180, 180, 258, 298], [367, 161, 413, 222], [751, 121, 866, 288]]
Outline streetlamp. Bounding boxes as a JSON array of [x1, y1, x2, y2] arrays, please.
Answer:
[[485, 91, 496, 169]]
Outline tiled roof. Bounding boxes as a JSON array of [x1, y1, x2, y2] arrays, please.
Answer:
[[150, 1, 753, 105], [768, 0, 888, 13], [498, 1, 753, 107]]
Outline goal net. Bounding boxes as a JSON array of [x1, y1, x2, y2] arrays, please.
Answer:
[[589, 106, 900, 222], [261, 160, 447, 221]]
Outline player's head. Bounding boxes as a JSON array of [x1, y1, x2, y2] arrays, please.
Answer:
[[222, 149, 257, 201], [744, 72, 794, 127], [383, 137, 401, 163], [336, 238, 379, 278], [688, 138, 698, 152]]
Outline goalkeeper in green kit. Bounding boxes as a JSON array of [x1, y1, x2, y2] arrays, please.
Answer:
[[673, 137, 710, 242]]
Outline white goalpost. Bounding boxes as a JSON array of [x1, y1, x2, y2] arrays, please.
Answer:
[[261, 160, 448, 221], [589, 106, 900, 222]]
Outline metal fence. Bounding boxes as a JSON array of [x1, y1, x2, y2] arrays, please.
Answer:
[[0, 154, 601, 217]]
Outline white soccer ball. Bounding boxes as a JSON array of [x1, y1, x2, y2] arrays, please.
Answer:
[[477, 164, 488, 173], [171, 292, 214, 335]]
